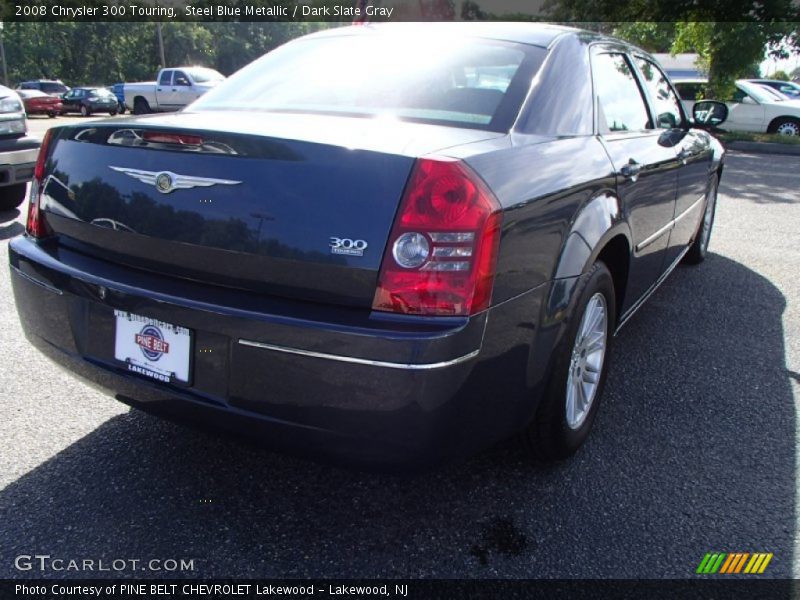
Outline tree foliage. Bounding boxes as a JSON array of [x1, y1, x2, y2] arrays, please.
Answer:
[[547, 0, 799, 99], [0, 22, 332, 87]]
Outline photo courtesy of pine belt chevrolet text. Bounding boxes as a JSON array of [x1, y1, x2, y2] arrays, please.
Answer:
[[8, 23, 731, 468]]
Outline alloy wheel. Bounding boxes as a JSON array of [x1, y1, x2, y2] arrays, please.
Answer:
[[566, 292, 608, 430]]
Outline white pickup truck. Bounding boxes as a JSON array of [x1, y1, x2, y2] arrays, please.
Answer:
[[123, 67, 226, 114]]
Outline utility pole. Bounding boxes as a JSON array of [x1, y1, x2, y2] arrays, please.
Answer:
[[0, 23, 8, 87], [156, 23, 166, 67]]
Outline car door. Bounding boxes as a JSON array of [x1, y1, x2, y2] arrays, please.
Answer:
[[169, 70, 195, 108], [61, 90, 78, 112], [632, 57, 714, 265], [592, 49, 681, 311], [155, 70, 174, 110], [725, 87, 766, 132]]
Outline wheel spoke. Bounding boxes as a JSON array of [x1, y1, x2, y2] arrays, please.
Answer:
[[584, 300, 603, 337], [583, 369, 599, 384], [585, 330, 605, 353], [566, 382, 576, 425]]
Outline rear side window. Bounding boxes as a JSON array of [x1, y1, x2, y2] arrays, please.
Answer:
[[634, 58, 683, 129], [192, 35, 542, 131], [159, 71, 172, 86], [592, 53, 650, 133]]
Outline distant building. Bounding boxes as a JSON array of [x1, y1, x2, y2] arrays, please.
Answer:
[[652, 53, 703, 78]]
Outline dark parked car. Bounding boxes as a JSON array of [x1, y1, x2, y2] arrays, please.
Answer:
[[60, 87, 119, 116], [17, 79, 70, 97], [17, 89, 63, 118], [9, 24, 728, 467], [0, 85, 40, 211]]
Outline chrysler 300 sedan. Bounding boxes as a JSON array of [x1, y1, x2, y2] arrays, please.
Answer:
[[9, 24, 728, 468]]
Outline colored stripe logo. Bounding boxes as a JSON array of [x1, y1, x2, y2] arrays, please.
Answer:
[[696, 552, 773, 574]]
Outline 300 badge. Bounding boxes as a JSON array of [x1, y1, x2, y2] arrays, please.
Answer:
[[329, 237, 368, 257]]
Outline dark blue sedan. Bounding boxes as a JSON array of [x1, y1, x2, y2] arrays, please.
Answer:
[[9, 23, 728, 468]]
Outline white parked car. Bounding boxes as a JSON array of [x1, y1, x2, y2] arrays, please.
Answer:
[[674, 78, 800, 136]]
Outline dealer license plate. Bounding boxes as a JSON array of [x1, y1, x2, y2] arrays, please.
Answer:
[[114, 310, 191, 383]]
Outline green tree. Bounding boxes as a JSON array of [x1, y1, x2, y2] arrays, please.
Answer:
[[771, 70, 791, 81], [547, 0, 799, 99], [613, 22, 676, 53]]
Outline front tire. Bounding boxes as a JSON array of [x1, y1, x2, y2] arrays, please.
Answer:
[[683, 175, 719, 265], [522, 261, 616, 461], [0, 183, 27, 211], [80, 105, 90, 117]]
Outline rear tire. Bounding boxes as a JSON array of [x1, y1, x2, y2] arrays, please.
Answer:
[[133, 98, 150, 115], [768, 117, 800, 136], [0, 184, 27, 211], [521, 261, 616, 461], [48, 112, 56, 118], [109, 110, 117, 116], [683, 175, 719, 265]]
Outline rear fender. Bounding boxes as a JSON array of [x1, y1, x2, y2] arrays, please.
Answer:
[[522, 192, 629, 406]]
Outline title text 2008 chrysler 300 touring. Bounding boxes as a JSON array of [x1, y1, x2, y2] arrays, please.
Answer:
[[9, 24, 730, 467]]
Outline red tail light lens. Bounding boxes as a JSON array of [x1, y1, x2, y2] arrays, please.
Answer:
[[372, 158, 502, 316], [26, 129, 53, 238]]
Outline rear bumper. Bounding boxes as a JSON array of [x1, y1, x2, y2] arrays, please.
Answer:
[[9, 235, 548, 468], [0, 135, 39, 187], [86, 101, 118, 112]]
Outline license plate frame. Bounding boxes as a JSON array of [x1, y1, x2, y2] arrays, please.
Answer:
[[113, 310, 192, 385]]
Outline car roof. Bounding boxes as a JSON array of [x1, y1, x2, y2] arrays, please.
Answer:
[[305, 22, 583, 49], [671, 78, 707, 84], [748, 78, 800, 85]]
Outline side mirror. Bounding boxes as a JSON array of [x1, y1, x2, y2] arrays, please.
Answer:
[[693, 100, 728, 128], [741, 95, 757, 105]]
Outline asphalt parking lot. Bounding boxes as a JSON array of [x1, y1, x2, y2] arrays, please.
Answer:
[[0, 127, 798, 578]]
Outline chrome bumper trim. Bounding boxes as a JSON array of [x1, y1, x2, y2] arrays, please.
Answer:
[[237, 339, 480, 370], [635, 194, 705, 252], [0, 147, 39, 166], [10, 265, 64, 295]]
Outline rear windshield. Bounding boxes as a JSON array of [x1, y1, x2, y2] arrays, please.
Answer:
[[191, 34, 543, 131], [41, 82, 68, 94], [89, 88, 116, 98]]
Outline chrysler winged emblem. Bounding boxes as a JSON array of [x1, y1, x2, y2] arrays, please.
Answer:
[[109, 166, 241, 194]]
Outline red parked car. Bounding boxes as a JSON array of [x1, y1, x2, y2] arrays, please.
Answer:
[[16, 89, 63, 118]]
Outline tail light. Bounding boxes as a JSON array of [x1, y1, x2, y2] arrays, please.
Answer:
[[26, 128, 54, 238], [372, 158, 502, 316]]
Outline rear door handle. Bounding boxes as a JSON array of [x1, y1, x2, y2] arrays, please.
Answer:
[[619, 160, 642, 181]]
